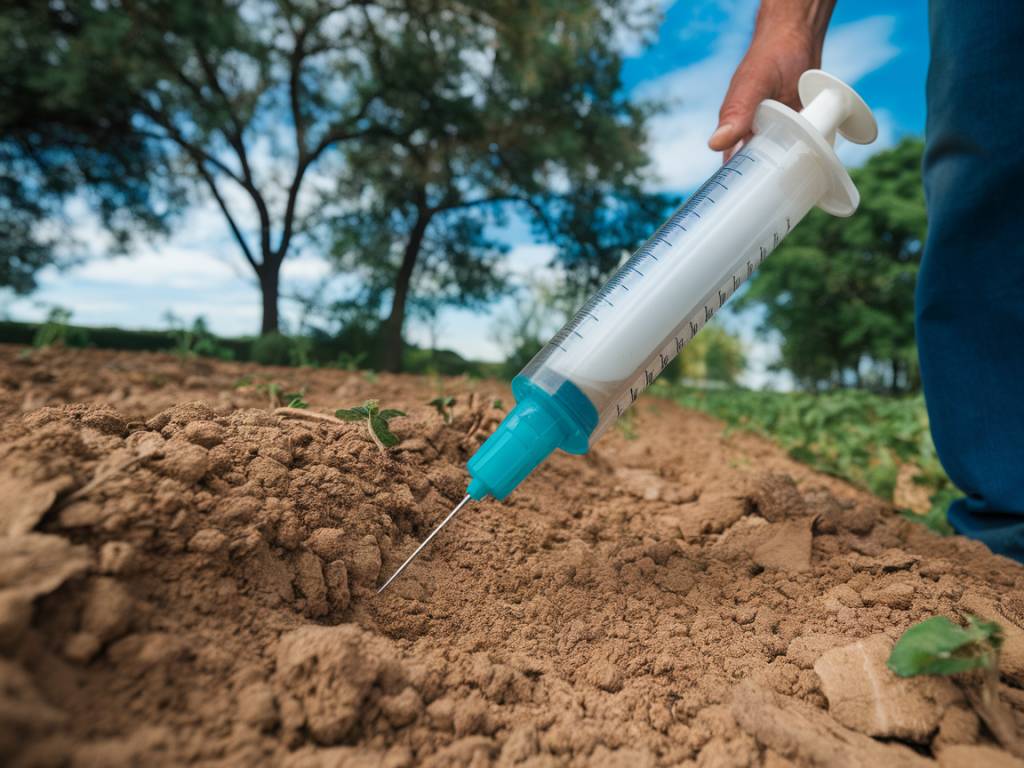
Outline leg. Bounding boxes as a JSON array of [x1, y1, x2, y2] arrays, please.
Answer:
[[918, 1, 1024, 559]]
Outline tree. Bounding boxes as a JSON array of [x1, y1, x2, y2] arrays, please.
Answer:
[[0, 2, 177, 294], [6, 0, 449, 334], [328, 1, 669, 371], [111, 0, 411, 336], [734, 138, 926, 392]]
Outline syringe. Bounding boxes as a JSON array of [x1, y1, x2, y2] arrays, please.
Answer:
[[378, 69, 877, 592]]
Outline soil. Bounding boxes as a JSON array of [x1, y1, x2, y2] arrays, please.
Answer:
[[2, 343, 1024, 767]]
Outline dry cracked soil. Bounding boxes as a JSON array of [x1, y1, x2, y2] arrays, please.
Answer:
[[2, 344, 1024, 767]]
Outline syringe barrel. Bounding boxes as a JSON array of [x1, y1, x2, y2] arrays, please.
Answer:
[[518, 113, 830, 443]]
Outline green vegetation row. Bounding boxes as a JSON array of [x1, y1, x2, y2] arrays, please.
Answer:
[[0, 318, 502, 379], [653, 382, 956, 534]]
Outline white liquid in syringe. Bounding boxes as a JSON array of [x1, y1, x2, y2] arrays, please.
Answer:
[[523, 122, 829, 439]]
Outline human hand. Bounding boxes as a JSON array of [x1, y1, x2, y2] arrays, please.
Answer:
[[708, 2, 834, 160]]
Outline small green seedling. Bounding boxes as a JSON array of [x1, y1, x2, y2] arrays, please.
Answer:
[[33, 306, 88, 349], [336, 400, 405, 451], [259, 381, 308, 409], [889, 615, 1024, 756], [888, 615, 1003, 677], [492, 399, 505, 411], [429, 396, 456, 424]]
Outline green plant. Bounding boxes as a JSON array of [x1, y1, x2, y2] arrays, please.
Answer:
[[429, 396, 456, 424], [251, 332, 293, 366], [164, 313, 234, 361], [888, 616, 1003, 677], [492, 399, 505, 411], [33, 306, 89, 349], [888, 615, 1022, 756], [256, 381, 307, 409], [335, 351, 366, 372], [336, 400, 405, 451]]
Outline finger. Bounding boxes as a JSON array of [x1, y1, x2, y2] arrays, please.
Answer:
[[709, 67, 775, 151]]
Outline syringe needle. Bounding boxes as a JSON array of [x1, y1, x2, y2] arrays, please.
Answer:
[[377, 493, 473, 594]]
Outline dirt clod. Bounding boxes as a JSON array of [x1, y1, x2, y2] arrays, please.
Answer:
[[81, 577, 135, 644], [238, 682, 279, 732], [274, 625, 399, 745], [814, 635, 960, 742]]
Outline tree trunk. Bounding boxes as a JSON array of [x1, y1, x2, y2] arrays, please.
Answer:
[[258, 259, 281, 336], [379, 212, 430, 373]]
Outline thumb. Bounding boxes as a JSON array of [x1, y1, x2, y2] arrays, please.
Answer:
[[708, 68, 775, 151]]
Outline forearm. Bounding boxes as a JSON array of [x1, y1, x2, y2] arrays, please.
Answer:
[[755, 0, 836, 46]]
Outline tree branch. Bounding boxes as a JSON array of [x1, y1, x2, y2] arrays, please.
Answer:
[[288, 24, 311, 160], [137, 106, 247, 189], [193, 160, 260, 273], [188, 46, 274, 260], [193, 45, 255, 180]]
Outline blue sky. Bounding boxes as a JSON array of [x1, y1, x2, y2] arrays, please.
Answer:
[[3, 0, 930, 387]]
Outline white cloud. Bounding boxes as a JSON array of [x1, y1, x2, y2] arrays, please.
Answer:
[[502, 243, 558, 279], [72, 247, 241, 290], [638, 10, 901, 192], [281, 253, 333, 283], [822, 16, 900, 85]]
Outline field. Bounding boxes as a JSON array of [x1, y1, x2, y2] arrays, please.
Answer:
[[657, 384, 956, 535], [2, 344, 1023, 767]]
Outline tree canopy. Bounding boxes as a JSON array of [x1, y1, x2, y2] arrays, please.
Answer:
[[2, 0, 668, 362], [327, 1, 669, 369], [735, 138, 926, 392], [0, 2, 178, 293]]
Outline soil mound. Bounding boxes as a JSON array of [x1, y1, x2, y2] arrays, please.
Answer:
[[1, 347, 1023, 766]]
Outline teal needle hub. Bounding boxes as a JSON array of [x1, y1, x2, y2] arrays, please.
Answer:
[[466, 375, 598, 501]]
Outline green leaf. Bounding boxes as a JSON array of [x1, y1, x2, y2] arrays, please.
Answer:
[[887, 615, 1001, 677], [492, 399, 505, 411], [335, 406, 369, 421], [363, 400, 380, 417], [378, 409, 405, 420], [370, 414, 399, 447], [286, 396, 308, 409], [968, 615, 1004, 650]]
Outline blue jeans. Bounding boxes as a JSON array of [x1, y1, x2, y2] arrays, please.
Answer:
[[917, 1, 1024, 560]]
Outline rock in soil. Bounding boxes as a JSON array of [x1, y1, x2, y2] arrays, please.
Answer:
[[813, 634, 961, 742], [2, 346, 1024, 766]]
